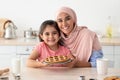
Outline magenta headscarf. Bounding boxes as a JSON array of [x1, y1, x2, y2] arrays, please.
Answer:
[[55, 7, 102, 62]]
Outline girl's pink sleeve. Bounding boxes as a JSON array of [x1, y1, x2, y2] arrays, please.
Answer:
[[34, 42, 42, 54]]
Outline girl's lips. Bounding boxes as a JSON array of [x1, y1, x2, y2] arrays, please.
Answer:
[[48, 40, 55, 42]]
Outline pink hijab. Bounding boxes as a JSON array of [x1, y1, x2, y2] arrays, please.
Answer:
[[55, 7, 101, 62]]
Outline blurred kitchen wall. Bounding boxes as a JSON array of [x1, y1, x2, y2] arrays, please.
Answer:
[[0, 0, 120, 37]]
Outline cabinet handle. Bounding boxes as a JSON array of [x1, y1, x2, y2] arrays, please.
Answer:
[[26, 48, 29, 51]]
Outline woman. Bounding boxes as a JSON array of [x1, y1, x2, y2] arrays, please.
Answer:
[[55, 7, 103, 67]]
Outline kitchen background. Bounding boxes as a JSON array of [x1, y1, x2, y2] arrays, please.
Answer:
[[0, 0, 120, 37], [0, 0, 120, 69]]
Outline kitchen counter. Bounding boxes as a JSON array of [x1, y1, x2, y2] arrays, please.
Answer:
[[0, 37, 39, 46], [100, 37, 120, 46], [1, 37, 120, 46], [2, 67, 120, 80]]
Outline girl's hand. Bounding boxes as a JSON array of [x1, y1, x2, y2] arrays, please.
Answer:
[[40, 59, 50, 67]]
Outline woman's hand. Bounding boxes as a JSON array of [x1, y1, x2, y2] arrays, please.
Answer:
[[63, 53, 76, 68], [63, 57, 76, 68]]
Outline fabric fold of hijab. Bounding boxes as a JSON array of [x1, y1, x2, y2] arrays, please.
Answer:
[[55, 7, 101, 62]]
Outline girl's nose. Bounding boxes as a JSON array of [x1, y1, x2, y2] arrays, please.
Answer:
[[49, 34, 53, 38]]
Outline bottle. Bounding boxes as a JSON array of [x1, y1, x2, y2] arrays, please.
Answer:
[[106, 16, 113, 38]]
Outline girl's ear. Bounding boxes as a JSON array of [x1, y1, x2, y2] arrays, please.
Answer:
[[40, 34, 43, 39]]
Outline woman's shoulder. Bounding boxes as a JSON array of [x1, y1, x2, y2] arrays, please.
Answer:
[[77, 26, 96, 34]]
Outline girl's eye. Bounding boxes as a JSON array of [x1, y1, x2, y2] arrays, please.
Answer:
[[44, 32, 49, 36], [53, 32, 57, 35]]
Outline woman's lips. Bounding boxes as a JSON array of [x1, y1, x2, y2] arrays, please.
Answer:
[[62, 26, 69, 30]]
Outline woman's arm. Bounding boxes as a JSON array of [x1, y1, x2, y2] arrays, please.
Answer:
[[75, 50, 103, 67], [89, 49, 103, 67], [26, 49, 47, 68], [75, 61, 91, 67]]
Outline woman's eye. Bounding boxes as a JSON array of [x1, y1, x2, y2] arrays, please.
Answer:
[[57, 16, 71, 22], [65, 16, 71, 21], [57, 19, 62, 22]]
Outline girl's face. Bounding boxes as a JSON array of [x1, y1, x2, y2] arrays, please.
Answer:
[[56, 12, 74, 36], [40, 25, 60, 47]]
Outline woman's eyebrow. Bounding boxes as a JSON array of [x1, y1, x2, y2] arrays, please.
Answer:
[[65, 15, 71, 18], [57, 15, 71, 20]]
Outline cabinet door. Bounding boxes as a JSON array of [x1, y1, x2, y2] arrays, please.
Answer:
[[114, 46, 120, 68], [16, 46, 35, 67], [16, 46, 35, 55], [0, 46, 16, 54], [102, 46, 114, 67], [0, 46, 16, 68]]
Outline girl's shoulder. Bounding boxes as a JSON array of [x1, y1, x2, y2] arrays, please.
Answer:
[[35, 42, 46, 48], [59, 45, 70, 51]]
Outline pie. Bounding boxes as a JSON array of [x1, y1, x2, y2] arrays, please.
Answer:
[[43, 55, 70, 64], [104, 76, 120, 80]]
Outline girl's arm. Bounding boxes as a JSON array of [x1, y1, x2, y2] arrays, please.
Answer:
[[26, 49, 47, 68]]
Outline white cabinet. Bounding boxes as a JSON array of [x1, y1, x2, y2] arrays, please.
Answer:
[[0, 45, 34, 68], [0, 46, 16, 68], [102, 46, 114, 68], [16, 46, 35, 66], [16, 46, 34, 55], [114, 46, 120, 68]]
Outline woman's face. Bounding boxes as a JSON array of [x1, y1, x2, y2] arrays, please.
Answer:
[[56, 12, 74, 36]]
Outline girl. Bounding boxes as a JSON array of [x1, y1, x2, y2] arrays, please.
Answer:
[[26, 20, 75, 68]]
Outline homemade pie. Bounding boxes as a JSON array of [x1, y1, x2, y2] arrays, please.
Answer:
[[43, 55, 70, 64], [104, 76, 120, 80]]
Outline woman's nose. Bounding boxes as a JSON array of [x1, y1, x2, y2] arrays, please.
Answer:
[[62, 21, 67, 26]]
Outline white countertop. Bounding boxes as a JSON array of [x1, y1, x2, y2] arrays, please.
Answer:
[[1, 37, 120, 46], [2, 67, 120, 80], [0, 37, 39, 46]]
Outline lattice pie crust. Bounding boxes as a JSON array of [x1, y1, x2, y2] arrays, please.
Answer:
[[44, 55, 70, 64]]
